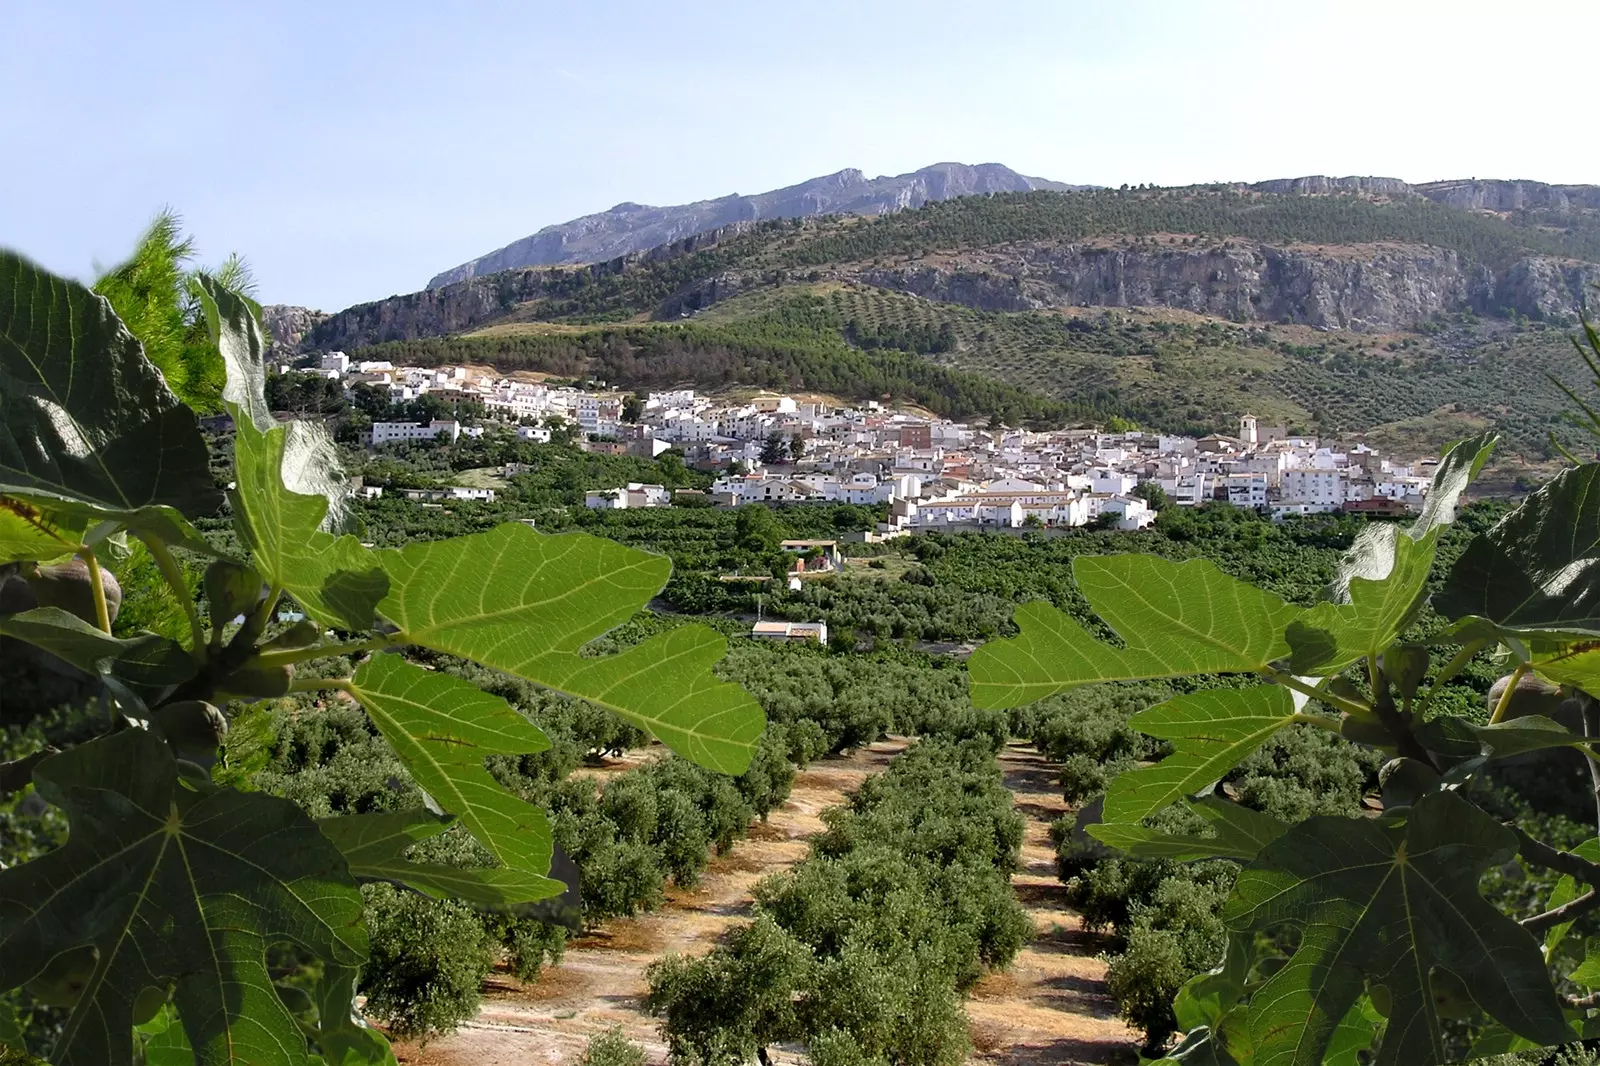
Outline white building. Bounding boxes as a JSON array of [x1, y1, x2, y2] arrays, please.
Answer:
[[371, 420, 462, 446], [584, 483, 672, 510], [320, 351, 349, 375], [1281, 468, 1346, 510]]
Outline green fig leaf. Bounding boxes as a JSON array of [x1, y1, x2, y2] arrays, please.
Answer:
[[1543, 838, 1600, 959], [969, 557, 1304, 709], [0, 730, 367, 1066], [0, 606, 195, 688], [316, 807, 562, 907], [0, 251, 221, 519], [375, 523, 765, 773], [1436, 462, 1600, 638], [308, 964, 396, 1066], [0, 496, 86, 563], [342, 656, 564, 900], [1286, 433, 1496, 675], [1471, 715, 1592, 759], [228, 413, 387, 632], [1103, 687, 1303, 824], [1089, 796, 1290, 861], [1220, 791, 1568, 1066]]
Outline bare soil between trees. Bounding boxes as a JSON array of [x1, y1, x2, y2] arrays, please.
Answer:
[[392, 739, 1138, 1066]]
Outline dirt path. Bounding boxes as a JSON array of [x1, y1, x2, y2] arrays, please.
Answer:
[[395, 738, 1138, 1066], [966, 742, 1140, 1064], [394, 739, 910, 1066]]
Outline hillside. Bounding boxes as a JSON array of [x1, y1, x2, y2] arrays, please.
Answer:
[[427, 162, 1080, 287], [285, 180, 1600, 461]]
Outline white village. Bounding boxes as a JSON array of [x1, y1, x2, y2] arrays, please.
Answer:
[[303, 353, 1443, 532]]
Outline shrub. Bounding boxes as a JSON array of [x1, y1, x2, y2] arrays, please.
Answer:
[[580, 1027, 648, 1066], [359, 884, 494, 1038]]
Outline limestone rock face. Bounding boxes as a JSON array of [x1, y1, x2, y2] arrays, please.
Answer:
[[259, 305, 330, 352], [426, 162, 1082, 288]]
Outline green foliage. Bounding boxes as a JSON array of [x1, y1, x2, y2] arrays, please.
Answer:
[[0, 253, 762, 1063], [358, 883, 494, 1039], [91, 210, 252, 414], [969, 429, 1600, 1063], [647, 740, 1026, 1064], [579, 1028, 647, 1066]]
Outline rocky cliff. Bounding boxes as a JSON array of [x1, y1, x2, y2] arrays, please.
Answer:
[[853, 243, 1599, 330], [312, 237, 1600, 351], [426, 162, 1081, 288], [260, 304, 330, 353]]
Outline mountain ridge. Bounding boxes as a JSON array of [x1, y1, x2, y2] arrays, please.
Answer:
[[426, 162, 1084, 288]]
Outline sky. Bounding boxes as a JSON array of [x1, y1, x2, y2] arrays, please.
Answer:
[[4, 0, 1599, 312]]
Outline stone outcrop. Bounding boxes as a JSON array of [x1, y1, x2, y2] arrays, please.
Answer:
[[426, 162, 1084, 287], [260, 304, 330, 352]]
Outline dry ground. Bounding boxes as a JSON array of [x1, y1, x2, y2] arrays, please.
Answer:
[[392, 739, 1139, 1066]]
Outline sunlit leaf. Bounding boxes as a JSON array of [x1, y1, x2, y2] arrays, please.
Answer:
[[229, 415, 387, 631], [1543, 839, 1600, 960], [343, 656, 564, 900], [0, 496, 86, 563], [0, 606, 195, 688], [0, 250, 220, 519], [1088, 796, 1289, 861], [1287, 433, 1496, 675], [969, 557, 1304, 709], [1102, 687, 1302, 824], [309, 965, 395, 1066], [1220, 791, 1567, 1065], [376, 523, 765, 773], [0, 730, 367, 1066]]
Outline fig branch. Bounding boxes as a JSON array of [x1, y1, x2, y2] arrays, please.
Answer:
[[78, 548, 111, 633]]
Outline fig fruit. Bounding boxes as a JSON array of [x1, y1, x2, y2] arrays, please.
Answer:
[[0, 564, 37, 614], [204, 560, 262, 635], [1486, 672, 1565, 721], [1379, 757, 1440, 809], [25, 944, 98, 1007], [217, 661, 293, 701], [264, 619, 320, 651], [25, 557, 121, 625], [150, 701, 228, 768]]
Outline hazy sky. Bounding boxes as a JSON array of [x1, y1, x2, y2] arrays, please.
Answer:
[[5, 1, 1598, 311]]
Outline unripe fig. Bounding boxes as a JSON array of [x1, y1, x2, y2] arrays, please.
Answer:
[[150, 701, 228, 768], [1381, 644, 1430, 703], [264, 619, 320, 651], [1379, 757, 1440, 809], [217, 662, 293, 701], [204, 560, 263, 635], [26, 557, 121, 625], [1486, 672, 1563, 720], [25, 944, 98, 1007]]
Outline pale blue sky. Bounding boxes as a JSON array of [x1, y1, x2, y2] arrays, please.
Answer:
[[4, 1, 1597, 311]]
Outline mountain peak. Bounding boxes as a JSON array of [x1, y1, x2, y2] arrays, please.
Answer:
[[426, 162, 1090, 289]]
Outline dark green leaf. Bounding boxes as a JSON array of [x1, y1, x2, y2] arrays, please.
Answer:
[[1220, 791, 1567, 1065], [1471, 715, 1592, 759], [309, 965, 395, 1066], [0, 251, 220, 518], [343, 656, 564, 901], [1436, 462, 1600, 638], [375, 523, 765, 774], [0, 730, 367, 1066], [0, 606, 194, 687], [969, 557, 1304, 709]]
